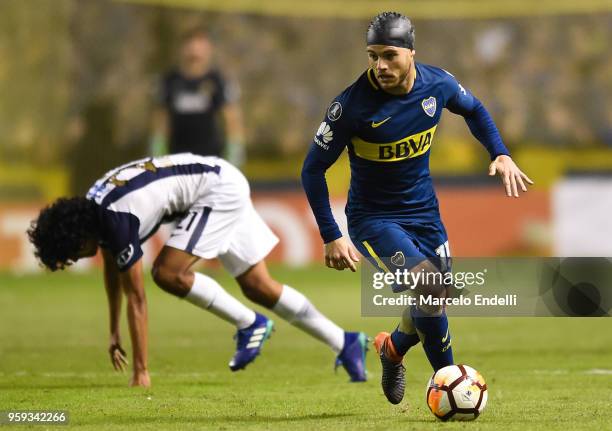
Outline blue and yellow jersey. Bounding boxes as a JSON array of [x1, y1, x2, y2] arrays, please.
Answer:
[[302, 63, 509, 243]]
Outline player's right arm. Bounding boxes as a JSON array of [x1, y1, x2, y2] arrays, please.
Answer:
[[99, 210, 149, 386], [149, 74, 170, 156], [102, 249, 128, 373], [301, 98, 359, 272]]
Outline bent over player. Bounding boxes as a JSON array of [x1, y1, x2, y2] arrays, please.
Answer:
[[28, 153, 368, 387], [301, 12, 532, 404]]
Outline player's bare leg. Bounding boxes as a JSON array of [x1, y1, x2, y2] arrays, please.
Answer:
[[152, 246, 274, 371], [234, 259, 283, 307], [152, 246, 257, 327], [237, 260, 368, 381], [151, 246, 199, 297]]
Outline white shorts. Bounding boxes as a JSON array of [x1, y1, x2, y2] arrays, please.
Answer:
[[165, 161, 279, 277]]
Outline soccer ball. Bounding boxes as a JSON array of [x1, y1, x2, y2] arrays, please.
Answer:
[[426, 364, 488, 421]]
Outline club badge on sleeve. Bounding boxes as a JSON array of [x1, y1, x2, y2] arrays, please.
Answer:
[[327, 101, 343, 122]]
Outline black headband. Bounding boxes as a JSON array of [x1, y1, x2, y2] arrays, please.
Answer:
[[366, 15, 414, 49]]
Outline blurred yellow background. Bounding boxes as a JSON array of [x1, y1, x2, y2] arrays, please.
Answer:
[[0, 1, 611, 269], [1, 0, 611, 197]]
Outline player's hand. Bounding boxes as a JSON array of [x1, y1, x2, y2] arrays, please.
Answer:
[[324, 237, 360, 272], [488, 155, 534, 197], [108, 339, 129, 372], [129, 370, 151, 388]]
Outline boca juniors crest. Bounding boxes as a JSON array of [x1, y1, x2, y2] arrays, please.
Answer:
[[422, 97, 437, 117], [391, 251, 406, 267]]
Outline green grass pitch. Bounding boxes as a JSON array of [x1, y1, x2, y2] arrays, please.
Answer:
[[1, 265, 611, 430]]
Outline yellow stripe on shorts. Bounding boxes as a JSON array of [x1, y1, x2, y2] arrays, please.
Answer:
[[362, 240, 390, 273]]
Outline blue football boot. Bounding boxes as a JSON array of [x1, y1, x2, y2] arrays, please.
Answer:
[[229, 313, 274, 371], [335, 331, 369, 382]]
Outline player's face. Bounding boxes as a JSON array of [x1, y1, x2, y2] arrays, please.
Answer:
[[367, 45, 415, 91], [181, 36, 212, 71], [76, 238, 98, 259]]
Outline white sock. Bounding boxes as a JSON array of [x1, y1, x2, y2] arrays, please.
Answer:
[[185, 272, 256, 330], [272, 285, 345, 353]]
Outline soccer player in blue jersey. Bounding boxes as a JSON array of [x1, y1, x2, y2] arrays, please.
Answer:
[[301, 12, 533, 404]]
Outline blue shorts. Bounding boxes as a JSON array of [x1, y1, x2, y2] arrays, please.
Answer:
[[349, 219, 451, 274]]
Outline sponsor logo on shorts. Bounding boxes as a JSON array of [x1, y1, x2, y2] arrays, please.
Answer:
[[117, 244, 134, 267], [391, 251, 406, 267]]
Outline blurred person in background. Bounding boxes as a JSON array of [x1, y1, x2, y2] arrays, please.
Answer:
[[150, 28, 246, 166]]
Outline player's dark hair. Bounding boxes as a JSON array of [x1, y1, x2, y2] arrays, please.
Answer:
[[27, 197, 100, 271], [367, 12, 415, 49], [182, 26, 210, 43]]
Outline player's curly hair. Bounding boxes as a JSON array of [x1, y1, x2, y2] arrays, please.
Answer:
[[27, 197, 100, 271]]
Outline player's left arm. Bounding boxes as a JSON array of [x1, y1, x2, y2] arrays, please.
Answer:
[[118, 259, 150, 388], [444, 75, 534, 197], [218, 75, 246, 166]]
